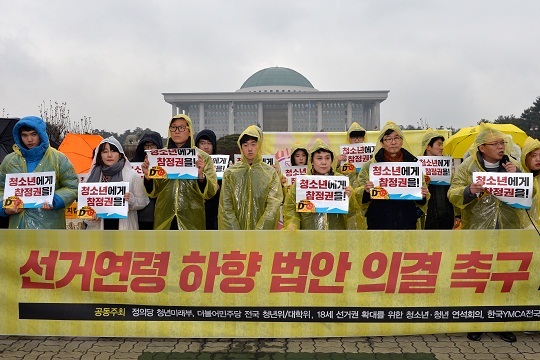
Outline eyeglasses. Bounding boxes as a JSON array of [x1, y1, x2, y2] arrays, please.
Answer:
[[383, 136, 402, 143], [143, 143, 158, 149], [483, 141, 507, 147], [169, 125, 188, 132]]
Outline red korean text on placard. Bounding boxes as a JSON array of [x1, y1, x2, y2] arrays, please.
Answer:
[[179, 251, 262, 293], [450, 251, 532, 293], [20, 250, 170, 293], [270, 251, 352, 293], [357, 252, 442, 294]]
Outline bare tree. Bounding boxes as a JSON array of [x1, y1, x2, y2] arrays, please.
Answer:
[[39, 101, 93, 146]]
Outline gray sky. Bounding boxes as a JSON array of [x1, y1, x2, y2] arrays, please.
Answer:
[[1, 0, 539, 137]]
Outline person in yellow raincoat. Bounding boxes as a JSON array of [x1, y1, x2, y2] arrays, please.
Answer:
[[218, 125, 283, 230], [336, 121, 368, 188], [419, 130, 460, 229], [354, 121, 429, 230], [336, 122, 370, 229], [448, 123, 527, 230], [521, 136, 540, 226], [141, 114, 218, 230], [0, 116, 78, 229], [280, 143, 309, 198], [282, 138, 353, 230], [448, 124, 525, 343]]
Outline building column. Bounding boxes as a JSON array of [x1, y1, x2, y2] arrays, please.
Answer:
[[372, 101, 381, 131], [171, 104, 177, 117], [228, 102, 235, 135], [347, 101, 352, 128], [199, 103, 205, 131], [363, 106, 371, 130], [258, 102, 263, 129], [287, 102, 293, 131], [317, 101, 323, 132]]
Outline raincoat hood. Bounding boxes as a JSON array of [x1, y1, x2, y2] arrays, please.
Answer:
[[374, 121, 412, 153], [290, 143, 308, 166], [468, 123, 513, 161], [132, 131, 163, 162], [521, 136, 540, 173], [12, 116, 49, 161], [309, 138, 334, 159], [89, 136, 130, 172], [167, 114, 194, 148], [237, 125, 263, 164], [420, 130, 445, 156], [347, 122, 367, 142], [195, 129, 217, 155]]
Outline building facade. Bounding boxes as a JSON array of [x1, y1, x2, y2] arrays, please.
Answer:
[[163, 67, 389, 138]]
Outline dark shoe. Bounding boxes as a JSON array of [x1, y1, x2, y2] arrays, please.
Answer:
[[467, 332, 482, 341], [496, 332, 516, 343]]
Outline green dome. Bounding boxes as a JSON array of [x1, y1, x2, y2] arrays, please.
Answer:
[[240, 67, 314, 89]]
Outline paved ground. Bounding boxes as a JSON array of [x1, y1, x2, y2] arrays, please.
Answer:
[[0, 332, 538, 359]]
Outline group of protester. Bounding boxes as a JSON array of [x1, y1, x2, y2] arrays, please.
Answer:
[[1, 115, 538, 233], [0, 115, 539, 341]]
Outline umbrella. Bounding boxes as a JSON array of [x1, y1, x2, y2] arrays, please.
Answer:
[[58, 133, 103, 174], [443, 123, 528, 158], [0, 117, 20, 162]]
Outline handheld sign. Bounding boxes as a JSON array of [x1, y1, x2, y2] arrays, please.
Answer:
[[210, 155, 230, 180], [130, 162, 144, 178], [146, 148, 198, 179], [77, 182, 129, 219], [472, 172, 533, 209], [339, 143, 376, 173], [3, 171, 56, 209], [417, 156, 452, 185], [369, 162, 423, 200], [295, 175, 349, 214], [282, 165, 308, 186]]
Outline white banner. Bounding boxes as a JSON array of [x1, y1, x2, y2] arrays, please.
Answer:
[[417, 156, 452, 185], [77, 182, 130, 219], [3, 171, 56, 209], [210, 155, 230, 180], [472, 172, 533, 209], [295, 175, 349, 214], [369, 162, 423, 200], [339, 143, 376, 173], [146, 148, 198, 179], [130, 162, 144, 178], [282, 165, 308, 186]]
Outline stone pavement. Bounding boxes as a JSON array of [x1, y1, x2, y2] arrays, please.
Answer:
[[0, 332, 539, 359]]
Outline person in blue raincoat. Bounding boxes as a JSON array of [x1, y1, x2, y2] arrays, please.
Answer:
[[0, 116, 78, 229]]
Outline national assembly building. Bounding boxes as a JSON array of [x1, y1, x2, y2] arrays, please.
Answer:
[[163, 67, 389, 138]]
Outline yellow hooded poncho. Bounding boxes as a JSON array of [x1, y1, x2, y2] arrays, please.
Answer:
[[282, 138, 352, 230], [148, 114, 218, 230], [418, 130, 459, 229], [521, 136, 540, 225], [447, 123, 527, 229], [337, 122, 368, 187], [218, 125, 283, 230]]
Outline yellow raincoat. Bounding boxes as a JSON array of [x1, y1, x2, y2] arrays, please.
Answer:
[[336, 122, 369, 229], [218, 125, 283, 230], [354, 121, 429, 230], [148, 114, 218, 230], [282, 138, 352, 230], [520, 136, 540, 225], [448, 123, 527, 229], [281, 143, 309, 199], [418, 130, 459, 229]]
